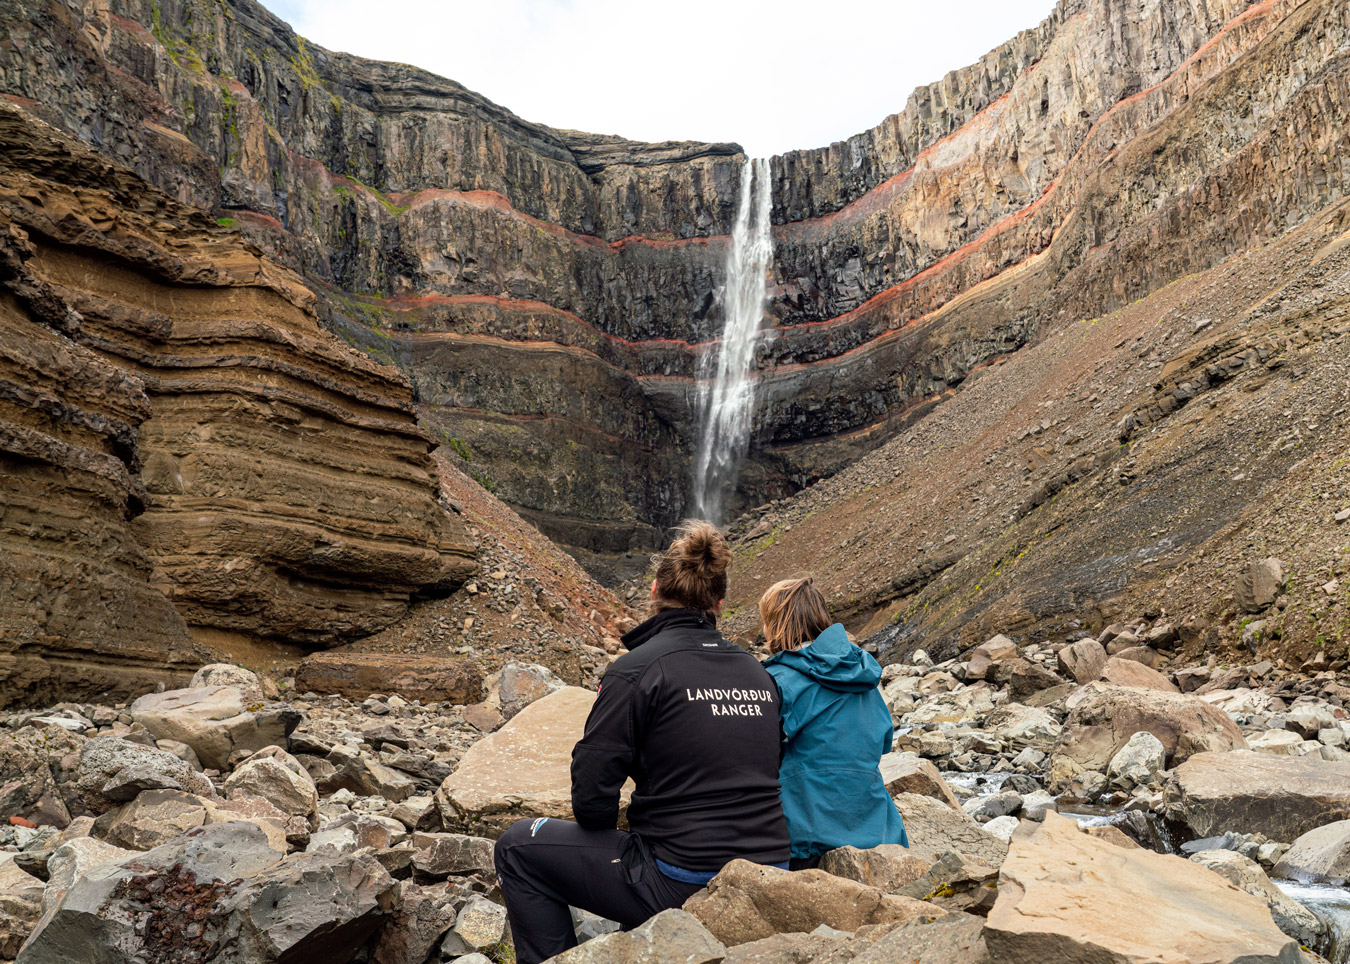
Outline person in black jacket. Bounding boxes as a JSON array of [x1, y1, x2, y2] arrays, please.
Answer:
[[494, 520, 790, 964]]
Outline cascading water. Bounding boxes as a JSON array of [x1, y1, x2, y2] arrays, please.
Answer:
[[691, 157, 773, 522]]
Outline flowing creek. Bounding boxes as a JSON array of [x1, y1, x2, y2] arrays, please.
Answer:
[[942, 769, 1350, 962]]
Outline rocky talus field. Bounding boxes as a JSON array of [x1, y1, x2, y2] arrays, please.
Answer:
[[2, 0, 1350, 961]]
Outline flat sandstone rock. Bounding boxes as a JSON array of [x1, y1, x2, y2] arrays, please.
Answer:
[[436, 687, 630, 837], [984, 813, 1301, 964]]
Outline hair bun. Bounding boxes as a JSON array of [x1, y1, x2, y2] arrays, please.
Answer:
[[651, 519, 732, 616]]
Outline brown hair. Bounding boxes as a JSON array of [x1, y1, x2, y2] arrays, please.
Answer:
[[759, 576, 832, 655], [651, 520, 733, 621]]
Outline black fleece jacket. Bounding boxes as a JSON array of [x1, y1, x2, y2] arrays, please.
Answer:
[[569, 608, 790, 870]]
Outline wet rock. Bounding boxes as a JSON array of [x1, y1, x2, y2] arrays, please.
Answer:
[[984, 813, 1301, 963], [817, 845, 933, 892], [1056, 639, 1108, 685], [683, 859, 942, 946], [224, 746, 319, 821], [128, 685, 300, 771], [295, 653, 484, 704], [549, 909, 725, 964], [892, 793, 1008, 866], [1048, 686, 1245, 790], [1107, 732, 1167, 789], [74, 735, 216, 815], [877, 752, 960, 808], [1273, 819, 1350, 880], [1166, 750, 1350, 840], [437, 687, 630, 836], [1188, 849, 1324, 946], [1237, 558, 1285, 613], [497, 661, 567, 721]]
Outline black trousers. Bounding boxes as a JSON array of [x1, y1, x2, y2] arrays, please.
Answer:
[[494, 817, 704, 964]]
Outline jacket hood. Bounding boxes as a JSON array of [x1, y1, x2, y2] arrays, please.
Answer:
[[765, 623, 880, 691]]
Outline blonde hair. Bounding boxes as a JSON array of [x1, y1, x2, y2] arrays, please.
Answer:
[[651, 520, 733, 621], [759, 576, 831, 655]]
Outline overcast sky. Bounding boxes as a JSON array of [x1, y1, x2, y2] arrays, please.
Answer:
[[263, 0, 1059, 158]]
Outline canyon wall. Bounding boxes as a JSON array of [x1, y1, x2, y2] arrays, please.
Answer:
[[2, 0, 1347, 591], [0, 100, 475, 703]]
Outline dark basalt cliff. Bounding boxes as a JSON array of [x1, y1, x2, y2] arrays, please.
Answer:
[[2, 0, 1347, 585]]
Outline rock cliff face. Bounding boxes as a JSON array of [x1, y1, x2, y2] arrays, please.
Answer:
[[2, 0, 1347, 600], [0, 101, 474, 703]]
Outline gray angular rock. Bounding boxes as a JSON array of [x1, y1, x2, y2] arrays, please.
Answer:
[[1237, 558, 1285, 613], [1056, 639, 1108, 685], [224, 746, 318, 820], [440, 895, 507, 955], [497, 661, 567, 721], [411, 832, 496, 879], [893, 793, 1009, 866], [19, 822, 393, 964], [1188, 849, 1324, 947], [1166, 750, 1350, 840], [1107, 732, 1167, 789], [191, 663, 265, 702], [322, 745, 416, 803], [817, 845, 933, 893], [74, 735, 216, 815], [1273, 819, 1350, 881], [877, 752, 960, 808], [129, 685, 300, 771], [549, 909, 725, 964], [683, 858, 942, 945], [372, 881, 460, 964]]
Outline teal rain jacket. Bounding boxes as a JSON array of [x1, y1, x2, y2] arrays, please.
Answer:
[[764, 623, 909, 860]]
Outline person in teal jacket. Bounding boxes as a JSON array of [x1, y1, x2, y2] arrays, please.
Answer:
[[760, 576, 908, 868]]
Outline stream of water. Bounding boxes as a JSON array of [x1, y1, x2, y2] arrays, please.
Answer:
[[690, 157, 773, 523]]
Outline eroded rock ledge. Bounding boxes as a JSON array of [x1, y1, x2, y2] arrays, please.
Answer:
[[0, 101, 474, 703]]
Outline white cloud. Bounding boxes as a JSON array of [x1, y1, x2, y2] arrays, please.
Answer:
[[264, 0, 1058, 158]]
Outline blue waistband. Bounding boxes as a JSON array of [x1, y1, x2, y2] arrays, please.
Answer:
[[655, 858, 789, 885]]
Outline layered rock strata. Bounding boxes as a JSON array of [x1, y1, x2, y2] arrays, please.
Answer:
[[6, 0, 1336, 560], [0, 100, 474, 699]]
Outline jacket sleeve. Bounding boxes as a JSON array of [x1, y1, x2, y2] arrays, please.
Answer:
[[570, 674, 636, 830]]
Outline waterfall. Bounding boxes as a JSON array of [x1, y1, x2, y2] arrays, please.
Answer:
[[691, 157, 773, 523]]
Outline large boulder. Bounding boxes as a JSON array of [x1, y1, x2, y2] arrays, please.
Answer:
[[1188, 849, 1324, 947], [497, 661, 566, 721], [1237, 558, 1285, 613], [839, 912, 991, 964], [878, 753, 960, 808], [95, 788, 298, 852], [550, 909, 725, 964], [294, 653, 483, 704], [682, 859, 941, 946], [1166, 750, 1350, 840], [128, 686, 300, 770], [892, 793, 1008, 866], [224, 746, 318, 820], [17, 822, 395, 964], [1273, 819, 1350, 880], [436, 687, 631, 836], [40, 838, 134, 914], [1098, 656, 1178, 693], [1107, 732, 1167, 789], [984, 813, 1301, 963], [74, 735, 216, 815], [1056, 639, 1107, 685], [1048, 686, 1246, 790], [985, 704, 1062, 751], [371, 882, 460, 964]]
